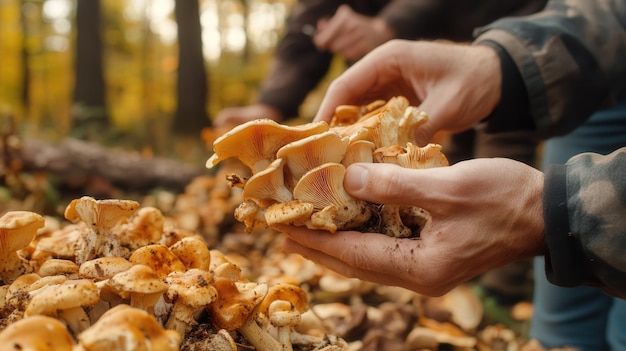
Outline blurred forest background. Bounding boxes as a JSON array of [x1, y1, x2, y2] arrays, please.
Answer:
[[0, 0, 343, 161], [0, 0, 347, 214]]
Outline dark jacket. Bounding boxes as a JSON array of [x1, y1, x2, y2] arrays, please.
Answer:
[[475, 0, 626, 297], [259, 0, 548, 119]]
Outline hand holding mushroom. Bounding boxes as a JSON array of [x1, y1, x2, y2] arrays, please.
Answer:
[[280, 158, 546, 296], [207, 96, 446, 238], [313, 40, 502, 145]]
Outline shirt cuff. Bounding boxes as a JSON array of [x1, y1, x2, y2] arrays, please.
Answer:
[[543, 163, 599, 287], [476, 40, 534, 133]]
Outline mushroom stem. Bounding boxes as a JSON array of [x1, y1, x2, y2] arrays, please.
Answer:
[[269, 300, 301, 351], [59, 306, 91, 335], [239, 316, 282, 351], [165, 302, 195, 340]]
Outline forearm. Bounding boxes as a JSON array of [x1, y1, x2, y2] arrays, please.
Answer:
[[474, 0, 626, 138], [543, 147, 626, 298]]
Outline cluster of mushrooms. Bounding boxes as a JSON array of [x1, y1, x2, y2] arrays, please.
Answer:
[[0, 197, 347, 350], [206, 96, 448, 237]]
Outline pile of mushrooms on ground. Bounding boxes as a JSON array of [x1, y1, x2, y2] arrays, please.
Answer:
[[0, 197, 347, 350], [206, 96, 449, 238]]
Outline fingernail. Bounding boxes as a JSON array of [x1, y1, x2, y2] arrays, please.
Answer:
[[345, 164, 368, 192]]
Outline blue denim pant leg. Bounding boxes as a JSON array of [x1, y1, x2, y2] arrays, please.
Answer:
[[531, 257, 613, 350], [531, 103, 626, 350], [607, 299, 626, 349]]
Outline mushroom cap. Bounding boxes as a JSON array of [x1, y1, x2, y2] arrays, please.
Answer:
[[342, 140, 375, 167], [0, 210, 43, 283], [28, 274, 68, 292], [0, 211, 45, 270], [425, 285, 483, 333], [268, 299, 302, 327], [276, 131, 350, 186], [169, 236, 212, 271], [107, 264, 168, 298], [233, 200, 268, 233], [241, 158, 293, 207], [367, 108, 403, 148], [0, 211, 45, 258], [373, 143, 448, 169], [118, 206, 164, 250], [330, 96, 408, 148], [79, 256, 133, 281], [32, 224, 83, 261], [259, 283, 309, 316], [0, 315, 75, 351], [330, 105, 361, 126], [405, 327, 440, 351], [25, 279, 100, 317], [165, 268, 217, 307], [37, 259, 78, 277], [5, 273, 42, 310], [206, 119, 330, 174], [329, 100, 386, 127], [76, 304, 181, 351], [398, 106, 428, 146], [64, 196, 140, 231], [207, 278, 268, 331], [129, 244, 186, 280]]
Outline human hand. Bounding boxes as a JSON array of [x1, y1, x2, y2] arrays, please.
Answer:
[[313, 40, 502, 145], [214, 104, 283, 129], [278, 158, 546, 296], [313, 4, 395, 62]]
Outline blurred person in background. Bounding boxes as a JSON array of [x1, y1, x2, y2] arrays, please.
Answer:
[[214, 0, 546, 129]]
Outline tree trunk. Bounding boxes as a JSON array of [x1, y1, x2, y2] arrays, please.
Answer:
[[20, 0, 29, 111], [172, 0, 211, 135], [73, 0, 108, 130]]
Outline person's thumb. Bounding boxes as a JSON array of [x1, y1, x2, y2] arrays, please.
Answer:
[[344, 163, 428, 206]]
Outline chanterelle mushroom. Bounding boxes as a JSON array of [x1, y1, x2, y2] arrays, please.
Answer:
[[169, 236, 212, 271], [0, 315, 75, 351], [78, 256, 133, 281], [372, 143, 448, 237], [373, 143, 448, 169], [260, 283, 310, 351], [107, 264, 168, 316], [276, 131, 350, 189], [25, 278, 100, 335], [117, 206, 165, 251], [207, 278, 281, 351], [208, 96, 449, 238], [206, 119, 329, 174], [164, 268, 218, 339], [76, 304, 181, 351], [129, 244, 186, 280], [265, 200, 315, 228], [0, 211, 45, 283], [64, 196, 140, 263]]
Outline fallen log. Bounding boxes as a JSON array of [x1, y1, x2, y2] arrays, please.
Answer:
[[14, 137, 207, 192]]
